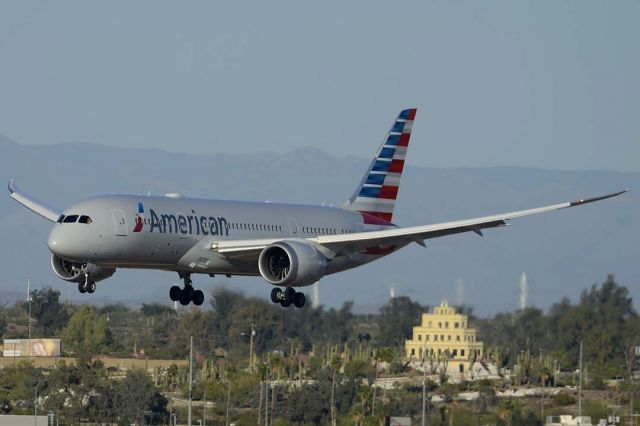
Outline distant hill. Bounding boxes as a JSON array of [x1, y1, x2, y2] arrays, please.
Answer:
[[1, 134, 638, 315]]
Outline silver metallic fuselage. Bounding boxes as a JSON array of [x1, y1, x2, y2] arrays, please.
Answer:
[[47, 194, 400, 279]]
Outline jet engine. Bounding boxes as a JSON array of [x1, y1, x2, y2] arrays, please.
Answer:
[[258, 240, 328, 287], [51, 254, 116, 283]]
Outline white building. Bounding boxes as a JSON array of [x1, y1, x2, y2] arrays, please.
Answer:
[[545, 416, 593, 426]]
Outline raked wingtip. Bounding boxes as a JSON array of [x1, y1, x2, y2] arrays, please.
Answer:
[[8, 179, 16, 194]]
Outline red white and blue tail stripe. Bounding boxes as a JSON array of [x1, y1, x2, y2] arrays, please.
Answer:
[[345, 108, 417, 224]]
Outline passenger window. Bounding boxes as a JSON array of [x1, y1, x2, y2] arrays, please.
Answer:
[[79, 216, 92, 224], [63, 215, 79, 223]]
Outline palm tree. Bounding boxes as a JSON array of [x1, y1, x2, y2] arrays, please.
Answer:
[[350, 403, 364, 426], [356, 384, 371, 417], [167, 364, 179, 391], [371, 347, 394, 417], [257, 362, 268, 425], [224, 364, 237, 426], [330, 354, 342, 426]]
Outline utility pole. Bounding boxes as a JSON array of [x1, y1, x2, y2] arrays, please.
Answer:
[[264, 364, 269, 426], [27, 279, 31, 358], [249, 323, 256, 372], [34, 380, 41, 426], [540, 348, 545, 422], [608, 404, 621, 426], [189, 336, 193, 426], [578, 340, 583, 425], [422, 348, 428, 426]]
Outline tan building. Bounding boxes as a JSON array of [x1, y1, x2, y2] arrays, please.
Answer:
[[405, 301, 483, 373]]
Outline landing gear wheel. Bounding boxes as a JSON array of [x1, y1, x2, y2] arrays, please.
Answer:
[[280, 298, 292, 308], [169, 286, 181, 302], [271, 288, 282, 304], [179, 286, 193, 306], [87, 282, 96, 294], [273, 288, 305, 308], [171, 272, 206, 306], [78, 282, 87, 294], [179, 291, 191, 306], [192, 290, 205, 306], [294, 292, 306, 308], [284, 287, 295, 304]]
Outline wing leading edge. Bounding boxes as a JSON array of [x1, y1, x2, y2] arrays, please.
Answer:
[[8, 179, 62, 222], [210, 189, 629, 260]]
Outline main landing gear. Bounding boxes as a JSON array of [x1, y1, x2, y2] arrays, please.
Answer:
[[270, 287, 306, 308], [169, 272, 205, 306], [78, 275, 96, 294]]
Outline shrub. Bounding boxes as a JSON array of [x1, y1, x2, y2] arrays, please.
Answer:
[[552, 393, 576, 406]]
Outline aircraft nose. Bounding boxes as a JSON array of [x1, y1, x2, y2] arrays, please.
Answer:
[[48, 226, 81, 258], [48, 226, 64, 255]]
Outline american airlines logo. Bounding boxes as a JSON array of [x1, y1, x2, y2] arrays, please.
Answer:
[[133, 202, 145, 232], [133, 202, 229, 236]]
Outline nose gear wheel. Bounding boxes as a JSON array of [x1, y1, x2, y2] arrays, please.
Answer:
[[77, 276, 96, 294]]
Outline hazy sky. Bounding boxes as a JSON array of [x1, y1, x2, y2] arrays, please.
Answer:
[[1, 1, 638, 172]]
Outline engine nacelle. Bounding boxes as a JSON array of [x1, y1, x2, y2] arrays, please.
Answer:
[[51, 255, 116, 283], [258, 240, 328, 287]]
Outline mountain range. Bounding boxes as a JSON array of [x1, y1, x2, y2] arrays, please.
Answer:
[[0, 134, 637, 315]]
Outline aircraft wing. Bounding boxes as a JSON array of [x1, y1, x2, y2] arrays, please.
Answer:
[[210, 189, 629, 261], [8, 179, 62, 222]]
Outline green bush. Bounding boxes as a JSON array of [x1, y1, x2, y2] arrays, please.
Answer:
[[552, 392, 576, 406]]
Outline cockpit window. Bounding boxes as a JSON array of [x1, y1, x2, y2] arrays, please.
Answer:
[[78, 215, 92, 224], [63, 215, 79, 223], [57, 215, 65, 223]]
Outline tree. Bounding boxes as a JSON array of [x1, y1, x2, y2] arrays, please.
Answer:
[[547, 275, 637, 373], [343, 359, 375, 381], [377, 296, 424, 347], [61, 306, 113, 354], [113, 369, 168, 425], [330, 355, 342, 426], [0, 360, 42, 408], [140, 303, 174, 317], [371, 347, 394, 417], [280, 383, 329, 424], [168, 308, 213, 358], [225, 364, 237, 426], [0, 311, 6, 338], [23, 287, 70, 336]]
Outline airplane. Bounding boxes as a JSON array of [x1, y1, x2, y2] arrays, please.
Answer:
[[8, 108, 628, 308]]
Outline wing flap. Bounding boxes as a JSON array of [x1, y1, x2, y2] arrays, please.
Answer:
[[8, 179, 62, 222]]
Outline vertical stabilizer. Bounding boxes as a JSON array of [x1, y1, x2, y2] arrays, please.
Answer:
[[345, 108, 417, 223]]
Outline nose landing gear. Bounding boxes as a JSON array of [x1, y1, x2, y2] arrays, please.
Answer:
[[270, 287, 306, 308], [78, 275, 96, 294], [169, 272, 205, 306]]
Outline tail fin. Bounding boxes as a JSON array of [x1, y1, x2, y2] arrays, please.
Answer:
[[344, 108, 417, 223]]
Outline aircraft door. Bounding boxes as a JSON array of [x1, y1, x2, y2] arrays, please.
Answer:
[[287, 219, 299, 238], [111, 209, 127, 236]]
